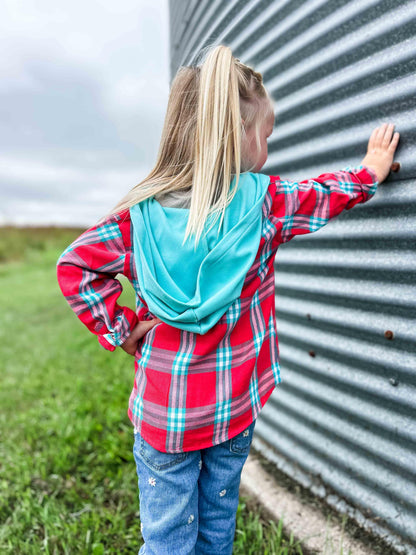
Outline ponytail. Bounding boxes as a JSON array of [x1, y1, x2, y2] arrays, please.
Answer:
[[183, 44, 241, 248]]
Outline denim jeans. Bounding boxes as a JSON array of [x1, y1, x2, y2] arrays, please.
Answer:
[[132, 419, 256, 555]]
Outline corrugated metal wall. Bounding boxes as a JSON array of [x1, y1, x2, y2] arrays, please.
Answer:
[[168, 1, 416, 552]]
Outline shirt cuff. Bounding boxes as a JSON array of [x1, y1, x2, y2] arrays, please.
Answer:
[[97, 308, 138, 351], [342, 164, 379, 198]]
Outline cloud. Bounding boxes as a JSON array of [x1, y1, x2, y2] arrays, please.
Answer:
[[0, 0, 169, 226], [0, 152, 153, 226]]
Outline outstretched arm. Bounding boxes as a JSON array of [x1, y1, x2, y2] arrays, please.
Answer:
[[268, 122, 400, 245]]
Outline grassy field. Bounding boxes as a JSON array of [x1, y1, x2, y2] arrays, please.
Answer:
[[0, 226, 305, 554]]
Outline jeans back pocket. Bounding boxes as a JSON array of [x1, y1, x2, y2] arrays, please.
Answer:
[[134, 433, 189, 471], [229, 420, 256, 454]]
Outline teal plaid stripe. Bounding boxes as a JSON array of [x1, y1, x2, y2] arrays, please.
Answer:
[[283, 209, 326, 234], [271, 361, 281, 385], [368, 181, 378, 196], [257, 216, 275, 277], [262, 214, 275, 238], [172, 350, 192, 375], [215, 399, 231, 423], [225, 298, 241, 323], [257, 249, 271, 279], [279, 180, 298, 193], [343, 164, 362, 173], [133, 394, 144, 421], [167, 407, 186, 431], [216, 346, 232, 369], [80, 287, 103, 310], [139, 342, 152, 368], [253, 331, 264, 356], [57, 220, 122, 264], [336, 179, 354, 193], [132, 351, 148, 421], [251, 290, 265, 356], [282, 213, 294, 235], [308, 215, 327, 232], [249, 376, 260, 409], [268, 314, 282, 385], [97, 222, 122, 241]]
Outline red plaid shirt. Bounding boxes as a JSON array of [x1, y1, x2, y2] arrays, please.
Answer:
[[56, 165, 378, 452]]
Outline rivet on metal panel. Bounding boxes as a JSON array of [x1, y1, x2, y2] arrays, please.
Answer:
[[384, 330, 394, 340], [390, 162, 400, 172], [389, 377, 399, 386], [309, 350, 316, 357]]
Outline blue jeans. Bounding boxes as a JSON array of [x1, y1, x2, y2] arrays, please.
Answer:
[[132, 419, 256, 555]]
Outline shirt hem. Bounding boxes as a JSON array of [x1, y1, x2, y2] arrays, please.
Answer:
[[127, 381, 279, 454]]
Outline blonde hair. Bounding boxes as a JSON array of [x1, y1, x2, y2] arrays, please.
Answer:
[[102, 44, 275, 248]]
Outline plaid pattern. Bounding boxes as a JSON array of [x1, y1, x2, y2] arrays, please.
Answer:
[[56, 165, 378, 453]]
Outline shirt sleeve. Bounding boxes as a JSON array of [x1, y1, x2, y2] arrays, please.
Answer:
[[56, 210, 138, 352], [268, 164, 379, 244]]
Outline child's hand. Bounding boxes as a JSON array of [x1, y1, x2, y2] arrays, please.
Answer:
[[120, 318, 162, 356], [360, 122, 400, 184]]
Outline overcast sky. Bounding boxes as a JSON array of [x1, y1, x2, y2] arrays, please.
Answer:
[[0, 0, 170, 227]]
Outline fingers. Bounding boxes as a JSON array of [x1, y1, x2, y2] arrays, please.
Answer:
[[368, 126, 379, 151], [120, 318, 162, 356], [135, 318, 162, 339], [389, 130, 400, 153], [380, 122, 400, 154], [381, 123, 395, 149], [369, 122, 400, 152], [373, 123, 388, 148]]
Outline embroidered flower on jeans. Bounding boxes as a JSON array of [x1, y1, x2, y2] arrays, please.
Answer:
[[243, 429, 249, 437], [148, 477, 156, 487], [198, 459, 202, 470], [187, 514, 194, 524], [219, 489, 227, 497]]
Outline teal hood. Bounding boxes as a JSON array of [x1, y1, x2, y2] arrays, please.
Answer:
[[130, 172, 270, 334]]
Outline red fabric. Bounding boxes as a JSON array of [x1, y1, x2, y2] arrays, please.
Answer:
[[56, 166, 378, 452]]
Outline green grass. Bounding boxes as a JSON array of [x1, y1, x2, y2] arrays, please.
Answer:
[[0, 227, 304, 554]]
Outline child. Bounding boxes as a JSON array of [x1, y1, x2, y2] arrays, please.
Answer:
[[56, 44, 400, 555]]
